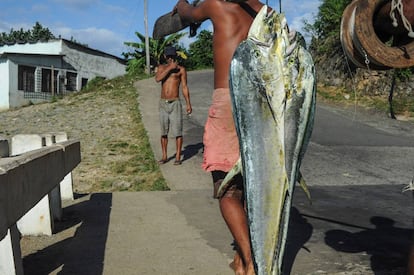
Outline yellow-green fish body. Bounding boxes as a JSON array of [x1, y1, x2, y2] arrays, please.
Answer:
[[227, 5, 316, 274]]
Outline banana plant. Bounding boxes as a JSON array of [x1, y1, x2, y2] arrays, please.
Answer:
[[123, 31, 186, 73]]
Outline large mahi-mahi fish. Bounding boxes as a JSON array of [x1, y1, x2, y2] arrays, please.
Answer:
[[224, 5, 316, 274]]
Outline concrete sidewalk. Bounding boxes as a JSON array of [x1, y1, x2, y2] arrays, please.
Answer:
[[105, 72, 236, 274], [22, 70, 414, 274], [22, 70, 235, 275], [102, 72, 235, 274]]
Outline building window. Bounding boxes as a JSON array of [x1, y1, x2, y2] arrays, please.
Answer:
[[66, 72, 77, 91], [18, 65, 35, 92], [42, 68, 58, 94]]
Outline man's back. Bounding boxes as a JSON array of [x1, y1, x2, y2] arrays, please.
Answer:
[[177, 0, 264, 88]]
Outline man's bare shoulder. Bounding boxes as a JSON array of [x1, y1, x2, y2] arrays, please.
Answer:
[[156, 63, 170, 73], [195, 0, 222, 13], [157, 63, 170, 69]]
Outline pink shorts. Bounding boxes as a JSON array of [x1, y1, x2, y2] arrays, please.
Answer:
[[202, 88, 240, 172]]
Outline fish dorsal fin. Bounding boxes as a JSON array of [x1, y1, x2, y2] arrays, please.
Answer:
[[298, 171, 312, 204]]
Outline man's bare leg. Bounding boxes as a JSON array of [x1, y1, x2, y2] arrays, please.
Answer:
[[175, 136, 183, 162], [229, 249, 246, 275], [220, 197, 255, 275], [160, 135, 168, 162]]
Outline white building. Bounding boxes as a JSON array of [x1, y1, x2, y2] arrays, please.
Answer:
[[0, 39, 126, 111]]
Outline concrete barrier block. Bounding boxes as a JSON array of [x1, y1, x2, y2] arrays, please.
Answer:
[[10, 134, 60, 235], [41, 133, 64, 220], [52, 132, 68, 143], [59, 139, 81, 173], [10, 134, 44, 156], [0, 141, 80, 274], [43, 133, 63, 220], [0, 140, 80, 238], [42, 134, 55, 146], [9, 146, 64, 236], [0, 225, 23, 275], [16, 196, 53, 236], [51, 132, 74, 201], [60, 173, 74, 201], [0, 229, 15, 274]]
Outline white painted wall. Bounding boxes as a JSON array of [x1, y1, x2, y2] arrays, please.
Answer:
[[0, 59, 10, 111], [0, 39, 125, 80], [61, 41, 125, 80], [0, 39, 126, 110], [7, 55, 63, 108], [0, 40, 61, 55]]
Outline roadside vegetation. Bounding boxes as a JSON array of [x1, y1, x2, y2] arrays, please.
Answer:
[[304, 0, 414, 119], [78, 74, 169, 192], [0, 73, 169, 192]]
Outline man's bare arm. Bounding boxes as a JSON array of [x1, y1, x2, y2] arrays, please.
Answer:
[[176, 0, 215, 22], [155, 62, 178, 82], [180, 67, 192, 114]]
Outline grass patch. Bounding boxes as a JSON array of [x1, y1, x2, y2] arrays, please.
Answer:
[[317, 84, 414, 119], [66, 73, 169, 192]]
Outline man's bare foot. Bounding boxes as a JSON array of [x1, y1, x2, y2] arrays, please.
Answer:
[[229, 252, 245, 275], [245, 262, 255, 275]]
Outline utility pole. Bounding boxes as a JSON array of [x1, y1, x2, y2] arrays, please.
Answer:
[[144, 0, 151, 74]]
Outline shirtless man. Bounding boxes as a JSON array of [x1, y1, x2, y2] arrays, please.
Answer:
[[175, 1, 264, 274], [155, 46, 192, 165]]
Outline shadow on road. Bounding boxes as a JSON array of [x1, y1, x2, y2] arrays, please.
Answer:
[[182, 142, 203, 162], [325, 216, 413, 274], [23, 193, 112, 275], [283, 207, 314, 274], [292, 183, 414, 274]]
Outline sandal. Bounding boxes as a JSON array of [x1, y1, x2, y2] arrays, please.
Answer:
[[158, 159, 168, 164], [173, 160, 182, 165]]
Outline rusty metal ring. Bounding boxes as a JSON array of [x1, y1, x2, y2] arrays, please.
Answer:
[[354, 0, 414, 68], [341, 0, 390, 70], [341, 0, 369, 68]]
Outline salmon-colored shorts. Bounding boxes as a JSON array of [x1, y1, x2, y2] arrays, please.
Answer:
[[202, 88, 240, 172]]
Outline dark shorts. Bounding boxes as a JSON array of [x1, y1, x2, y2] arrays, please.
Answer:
[[212, 170, 244, 200]]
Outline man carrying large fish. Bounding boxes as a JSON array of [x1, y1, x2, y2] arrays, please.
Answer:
[[175, 1, 264, 274], [174, 0, 316, 274]]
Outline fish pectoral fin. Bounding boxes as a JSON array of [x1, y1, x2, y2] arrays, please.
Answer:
[[298, 171, 312, 204], [402, 177, 414, 193], [217, 157, 242, 198]]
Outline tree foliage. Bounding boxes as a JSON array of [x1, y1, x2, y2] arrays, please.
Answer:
[[123, 28, 214, 74], [123, 31, 186, 74], [306, 0, 351, 55], [0, 22, 55, 45], [187, 30, 213, 69]]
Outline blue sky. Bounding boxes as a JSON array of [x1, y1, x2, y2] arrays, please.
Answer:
[[0, 0, 320, 58]]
